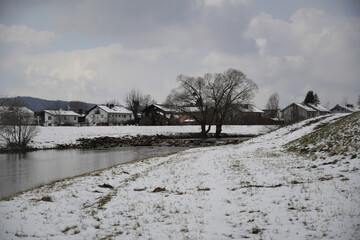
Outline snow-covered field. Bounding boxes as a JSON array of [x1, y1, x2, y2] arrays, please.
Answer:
[[26, 125, 275, 149], [1, 113, 359, 239]]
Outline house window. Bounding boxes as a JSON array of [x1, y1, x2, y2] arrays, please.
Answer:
[[101, 114, 104, 118], [48, 116, 52, 120], [74, 117, 77, 121]]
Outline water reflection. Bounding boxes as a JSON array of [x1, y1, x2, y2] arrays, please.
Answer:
[[0, 146, 187, 199]]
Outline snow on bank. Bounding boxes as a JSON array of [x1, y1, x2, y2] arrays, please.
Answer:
[[0, 113, 359, 239], [28, 125, 275, 149]]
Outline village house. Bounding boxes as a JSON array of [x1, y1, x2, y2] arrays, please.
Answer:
[[141, 104, 179, 125], [44, 110, 81, 126], [330, 104, 358, 113], [141, 103, 279, 125], [86, 105, 133, 126], [177, 106, 201, 125], [225, 104, 267, 125], [307, 103, 330, 115], [282, 103, 316, 123], [281, 103, 330, 123]]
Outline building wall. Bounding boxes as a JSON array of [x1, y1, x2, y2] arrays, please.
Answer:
[[44, 112, 79, 126], [61, 115, 79, 125], [44, 112, 54, 126], [108, 113, 132, 126], [283, 105, 305, 123], [86, 106, 133, 126], [283, 104, 317, 123], [86, 107, 109, 125]]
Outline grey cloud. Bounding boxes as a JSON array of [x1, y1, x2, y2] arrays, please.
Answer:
[[49, 0, 257, 54], [1, 1, 359, 107]]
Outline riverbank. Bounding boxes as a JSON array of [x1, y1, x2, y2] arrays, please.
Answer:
[[1, 113, 358, 239], [0, 146, 188, 199], [0, 125, 277, 151], [56, 133, 254, 149]]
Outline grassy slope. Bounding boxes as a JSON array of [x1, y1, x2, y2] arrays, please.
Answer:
[[287, 112, 359, 160]]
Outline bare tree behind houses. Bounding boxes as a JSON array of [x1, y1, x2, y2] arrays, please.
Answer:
[[0, 98, 38, 150], [69, 101, 89, 113], [105, 99, 121, 106], [167, 74, 215, 137], [265, 92, 280, 118], [124, 88, 155, 124], [209, 68, 258, 138], [49, 101, 68, 126]]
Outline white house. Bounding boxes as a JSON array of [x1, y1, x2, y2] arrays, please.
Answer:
[[44, 110, 81, 126], [86, 105, 133, 126]]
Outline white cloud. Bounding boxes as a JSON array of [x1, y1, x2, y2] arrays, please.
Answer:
[[200, 0, 252, 7], [0, 24, 59, 46], [255, 38, 267, 55], [200, 8, 360, 108], [1, 4, 359, 109], [243, 8, 360, 107], [7, 43, 192, 103]]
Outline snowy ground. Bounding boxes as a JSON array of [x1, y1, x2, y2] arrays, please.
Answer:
[[0, 113, 359, 239], [26, 125, 275, 149]]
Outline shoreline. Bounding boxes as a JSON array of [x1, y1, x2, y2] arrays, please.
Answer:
[[0, 132, 258, 153], [1, 148, 186, 201]]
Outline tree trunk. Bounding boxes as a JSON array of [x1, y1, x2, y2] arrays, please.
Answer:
[[215, 124, 222, 138], [201, 123, 207, 138]]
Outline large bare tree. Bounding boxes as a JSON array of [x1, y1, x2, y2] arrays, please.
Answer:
[[166, 74, 215, 137], [124, 88, 155, 124], [168, 68, 257, 138], [209, 68, 258, 137], [0, 98, 38, 150]]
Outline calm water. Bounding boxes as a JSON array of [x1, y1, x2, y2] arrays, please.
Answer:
[[0, 146, 187, 199]]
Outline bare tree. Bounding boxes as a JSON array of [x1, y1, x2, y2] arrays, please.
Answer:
[[166, 74, 215, 137], [105, 99, 121, 106], [209, 68, 258, 138], [342, 96, 349, 106], [265, 93, 279, 118], [69, 101, 88, 113], [167, 68, 257, 138], [124, 88, 155, 124], [0, 98, 38, 150], [49, 102, 67, 126]]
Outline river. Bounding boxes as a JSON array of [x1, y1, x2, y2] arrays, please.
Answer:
[[0, 146, 187, 199]]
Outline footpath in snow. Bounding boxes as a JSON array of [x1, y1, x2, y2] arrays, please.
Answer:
[[0, 113, 359, 239]]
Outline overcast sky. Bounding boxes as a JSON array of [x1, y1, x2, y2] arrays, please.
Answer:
[[0, 0, 359, 108]]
